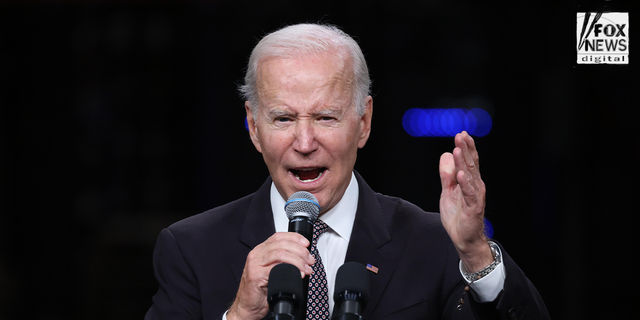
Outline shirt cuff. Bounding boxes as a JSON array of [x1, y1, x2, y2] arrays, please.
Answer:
[[458, 248, 506, 302]]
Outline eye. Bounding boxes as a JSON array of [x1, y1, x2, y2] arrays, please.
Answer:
[[320, 116, 336, 121], [275, 117, 292, 123]]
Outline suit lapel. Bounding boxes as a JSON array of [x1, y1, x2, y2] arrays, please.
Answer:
[[345, 172, 405, 316], [232, 177, 276, 282]]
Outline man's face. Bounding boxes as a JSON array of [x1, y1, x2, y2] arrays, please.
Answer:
[[246, 51, 372, 214]]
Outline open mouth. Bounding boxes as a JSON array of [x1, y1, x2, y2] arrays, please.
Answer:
[[291, 168, 326, 182]]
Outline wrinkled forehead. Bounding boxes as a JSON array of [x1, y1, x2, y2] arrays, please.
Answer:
[[255, 51, 355, 101]]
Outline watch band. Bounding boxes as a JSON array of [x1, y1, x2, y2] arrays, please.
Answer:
[[461, 241, 502, 283]]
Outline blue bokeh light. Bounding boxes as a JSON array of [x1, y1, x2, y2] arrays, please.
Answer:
[[469, 108, 492, 137], [484, 217, 494, 239], [402, 108, 492, 137], [402, 108, 420, 137]]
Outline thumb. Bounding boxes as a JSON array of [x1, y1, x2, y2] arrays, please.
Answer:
[[439, 152, 456, 190]]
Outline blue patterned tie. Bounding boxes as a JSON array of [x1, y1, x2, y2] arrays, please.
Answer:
[[307, 220, 330, 319]]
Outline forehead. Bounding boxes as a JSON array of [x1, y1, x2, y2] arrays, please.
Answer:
[[255, 52, 354, 111]]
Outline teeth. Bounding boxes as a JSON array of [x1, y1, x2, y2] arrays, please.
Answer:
[[294, 170, 323, 182]]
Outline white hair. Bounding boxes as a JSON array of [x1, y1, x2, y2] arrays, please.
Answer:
[[239, 23, 371, 120]]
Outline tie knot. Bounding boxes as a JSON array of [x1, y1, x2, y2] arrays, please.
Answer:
[[313, 220, 329, 237]]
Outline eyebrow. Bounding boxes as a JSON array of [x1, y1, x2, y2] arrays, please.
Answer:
[[266, 107, 343, 118], [267, 109, 292, 118], [314, 108, 342, 116]]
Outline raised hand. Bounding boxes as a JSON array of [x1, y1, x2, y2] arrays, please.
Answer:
[[439, 131, 493, 273]]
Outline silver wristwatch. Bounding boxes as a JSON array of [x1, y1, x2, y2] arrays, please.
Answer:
[[461, 241, 502, 283]]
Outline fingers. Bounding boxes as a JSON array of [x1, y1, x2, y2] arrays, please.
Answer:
[[250, 232, 315, 278], [257, 232, 315, 276], [451, 132, 485, 207], [440, 131, 480, 191], [459, 131, 480, 170], [454, 132, 480, 181]]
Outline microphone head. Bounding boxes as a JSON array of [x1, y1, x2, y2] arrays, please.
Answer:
[[334, 262, 369, 303], [268, 263, 303, 307], [285, 191, 320, 221]]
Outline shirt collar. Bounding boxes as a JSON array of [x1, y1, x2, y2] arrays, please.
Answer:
[[271, 172, 359, 242]]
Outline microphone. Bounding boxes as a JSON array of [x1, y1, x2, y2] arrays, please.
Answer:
[[332, 262, 369, 320], [268, 263, 304, 320], [285, 191, 320, 250], [285, 191, 320, 319]]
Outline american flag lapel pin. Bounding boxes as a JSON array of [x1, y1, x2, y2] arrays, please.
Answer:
[[366, 263, 379, 274]]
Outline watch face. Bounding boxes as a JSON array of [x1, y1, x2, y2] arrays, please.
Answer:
[[489, 242, 501, 263]]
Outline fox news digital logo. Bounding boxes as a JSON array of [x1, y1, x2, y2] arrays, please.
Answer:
[[577, 12, 629, 64]]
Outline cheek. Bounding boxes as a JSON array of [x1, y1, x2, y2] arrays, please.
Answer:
[[325, 132, 358, 160], [340, 123, 361, 148], [261, 132, 291, 161]]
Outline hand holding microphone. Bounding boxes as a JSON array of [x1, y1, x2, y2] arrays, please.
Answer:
[[228, 191, 319, 320]]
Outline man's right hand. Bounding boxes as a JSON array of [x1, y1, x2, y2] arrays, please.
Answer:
[[227, 232, 315, 320]]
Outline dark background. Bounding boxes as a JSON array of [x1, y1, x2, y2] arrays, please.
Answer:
[[0, 0, 637, 319]]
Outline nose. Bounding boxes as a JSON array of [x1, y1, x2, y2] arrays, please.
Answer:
[[292, 120, 318, 155]]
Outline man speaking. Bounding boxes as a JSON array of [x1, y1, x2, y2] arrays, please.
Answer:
[[145, 23, 550, 320]]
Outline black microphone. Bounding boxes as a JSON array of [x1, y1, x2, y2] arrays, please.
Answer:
[[332, 262, 369, 320], [268, 263, 304, 320], [285, 191, 320, 319], [285, 191, 320, 251]]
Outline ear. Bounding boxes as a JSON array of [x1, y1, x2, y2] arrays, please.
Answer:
[[245, 102, 263, 153], [357, 95, 373, 149]]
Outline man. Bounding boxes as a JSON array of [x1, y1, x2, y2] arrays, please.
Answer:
[[145, 24, 549, 320]]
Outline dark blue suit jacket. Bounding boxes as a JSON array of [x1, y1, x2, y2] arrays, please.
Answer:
[[145, 172, 549, 320]]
